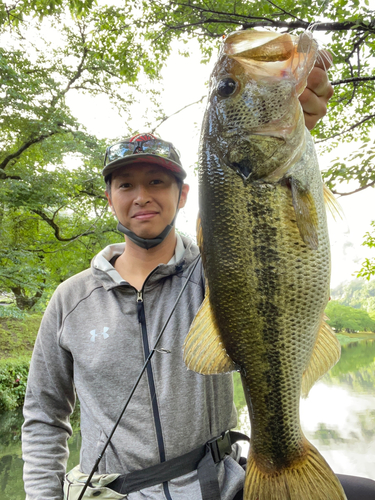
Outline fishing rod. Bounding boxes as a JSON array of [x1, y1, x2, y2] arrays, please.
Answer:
[[77, 254, 201, 500]]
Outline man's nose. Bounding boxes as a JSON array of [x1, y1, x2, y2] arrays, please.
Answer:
[[134, 185, 151, 205]]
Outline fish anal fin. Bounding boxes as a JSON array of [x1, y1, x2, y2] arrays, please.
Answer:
[[245, 440, 347, 499], [183, 291, 237, 375], [301, 315, 341, 398], [323, 184, 344, 221], [290, 177, 319, 250]]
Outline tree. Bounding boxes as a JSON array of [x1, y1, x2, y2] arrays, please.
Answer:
[[0, 0, 97, 25], [325, 300, 375, 332], [109, 0, 375, 277], [0, 3, 168, 309], [331, 278, 375, 314], [357, 221, 375, 281], [1, 0, 375, 307], [140, 0, 375, 279]]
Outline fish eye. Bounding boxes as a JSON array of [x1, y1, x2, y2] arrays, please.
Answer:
[[217, 78, 238, 98]]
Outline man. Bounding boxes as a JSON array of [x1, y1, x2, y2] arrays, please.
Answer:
[[23, 132, 242, 500], [24, 65, 374, 500]]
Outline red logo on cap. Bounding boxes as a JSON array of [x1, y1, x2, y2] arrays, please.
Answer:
[[129, 133, 157, 142]]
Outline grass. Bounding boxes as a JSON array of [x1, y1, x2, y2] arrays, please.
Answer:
[[0, 314, 42, 360], [0, 312, 42, 412], [0, 356, 31, 412]]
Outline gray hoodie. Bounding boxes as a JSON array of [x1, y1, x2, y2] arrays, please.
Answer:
[[22, 237, 244, 500]]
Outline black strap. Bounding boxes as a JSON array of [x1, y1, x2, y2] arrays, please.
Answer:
[[107, 430, 249, 498], [197, 444, 221, 500], [107, 445, 206, 494]]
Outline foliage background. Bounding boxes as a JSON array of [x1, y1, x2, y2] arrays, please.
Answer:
[[0, 0, 374, 312]]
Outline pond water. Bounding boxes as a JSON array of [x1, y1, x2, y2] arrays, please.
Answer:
[[1, 335, 375, 499], [233, 334, 375, 481]]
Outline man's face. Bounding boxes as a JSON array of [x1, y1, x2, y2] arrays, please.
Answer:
[[106, 163, 189, 240]]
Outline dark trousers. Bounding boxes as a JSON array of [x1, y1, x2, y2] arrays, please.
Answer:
[[232, 473, 375, 500]]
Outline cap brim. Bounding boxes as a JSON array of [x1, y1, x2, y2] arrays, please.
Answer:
[[102, 154, 186, 181]]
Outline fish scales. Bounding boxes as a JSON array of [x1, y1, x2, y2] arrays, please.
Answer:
[[185, 30, 346, 499], [200, 140, 329, 463]]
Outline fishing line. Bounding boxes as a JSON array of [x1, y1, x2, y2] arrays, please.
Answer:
[[77, 254, 201, 500]]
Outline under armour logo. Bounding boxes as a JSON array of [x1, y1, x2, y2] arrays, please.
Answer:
[[90, 327, 109, 342]]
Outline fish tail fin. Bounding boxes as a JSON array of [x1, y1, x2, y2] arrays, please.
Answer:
[[244, 441, 347, 500]]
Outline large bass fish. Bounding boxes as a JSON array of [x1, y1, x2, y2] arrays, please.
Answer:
[[184, 30, 346, 499]]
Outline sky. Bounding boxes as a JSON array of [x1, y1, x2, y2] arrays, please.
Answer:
[[67, 39, 375, 290]]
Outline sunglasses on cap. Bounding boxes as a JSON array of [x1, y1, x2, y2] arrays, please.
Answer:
[[104, 139, 181, 166]]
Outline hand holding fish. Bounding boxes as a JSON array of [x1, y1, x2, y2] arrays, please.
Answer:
[[300, 50, 334, 130]]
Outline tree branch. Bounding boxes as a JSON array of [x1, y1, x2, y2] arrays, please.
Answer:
[[32, 207, 110, 242], [331, 76, 375, 86], [169, 2, 276, 23], [332, 181, 375, 197], [264, 0, 304, 22], [315, 113, 375, 143], [345, 31, 369, 64], [0, 129, 62, 171], [65, 48, 89, 93], [22, 228, 118, 254], [78, 189, 107, 200], [151, 95, 206, 133], [32, 209, 78, 242], [50, 45, 89, 108], [0, 169, 21, 180], [242, 20, 373, 32], [154, 12, 374, 41]]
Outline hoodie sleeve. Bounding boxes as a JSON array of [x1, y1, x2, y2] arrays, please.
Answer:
[[22, 290, 76, 500]]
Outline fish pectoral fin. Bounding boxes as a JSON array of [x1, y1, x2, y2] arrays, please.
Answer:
[[183, 292, 237, 375], [323, 184, 344, 221], [301, 315, 341, 398], [290, 177, 319, 250]]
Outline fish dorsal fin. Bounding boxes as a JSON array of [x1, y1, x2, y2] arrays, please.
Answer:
[[323, 184, 344, 221], [301, 315, 341, 398], [183, 288, 237, 375], [290, 177, 319, 250]]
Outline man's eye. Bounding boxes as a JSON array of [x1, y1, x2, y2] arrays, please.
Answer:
[[150, 179, 163, 185], [120, 183, 131, 188]]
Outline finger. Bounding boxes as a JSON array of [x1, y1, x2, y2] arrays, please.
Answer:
[[303, 111, 321, 131], [299, 88, 328, 130], [306, 67, 334, 100], [299, 50, 334, 130]]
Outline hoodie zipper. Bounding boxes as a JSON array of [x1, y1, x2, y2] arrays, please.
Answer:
[[137, 288, 173, 500]]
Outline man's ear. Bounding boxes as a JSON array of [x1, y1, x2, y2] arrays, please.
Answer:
[[178, 184, 190, 209], [105, 191, 116, 216]]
